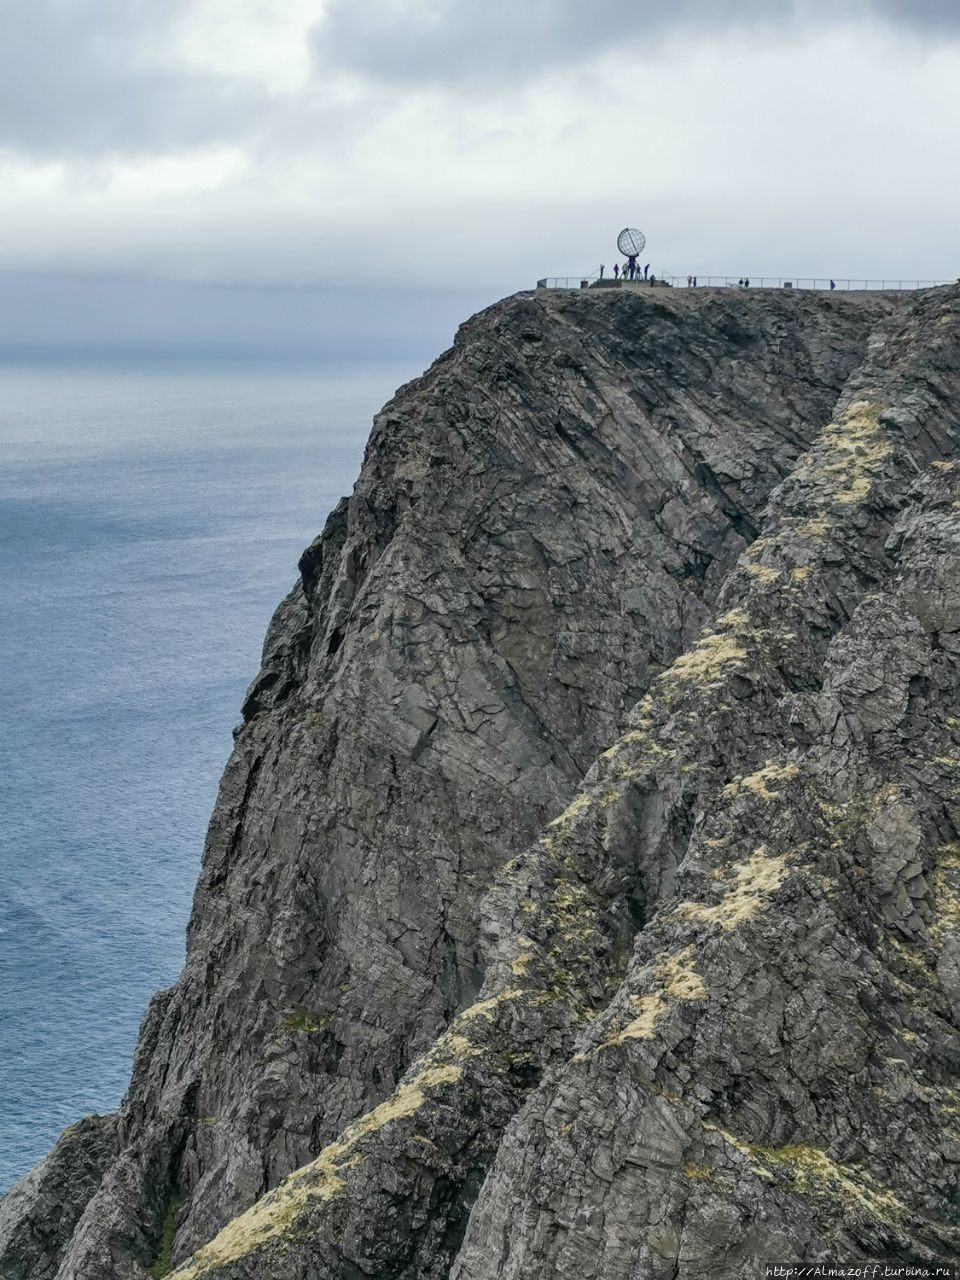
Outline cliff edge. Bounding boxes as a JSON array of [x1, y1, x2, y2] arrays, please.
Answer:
[[2, 284, 958, 1279]]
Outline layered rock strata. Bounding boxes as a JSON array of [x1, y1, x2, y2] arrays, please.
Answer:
[[3, 284, 957, 1279]]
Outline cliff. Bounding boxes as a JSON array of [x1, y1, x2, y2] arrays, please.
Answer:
[[2, 283, 958, 1279]]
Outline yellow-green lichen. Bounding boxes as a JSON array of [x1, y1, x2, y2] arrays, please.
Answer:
[[601, 946, 707, 1047], [553, 879, 595, 931], [597, 786, 624, 814], [722, 762, 799, 801], [547, 792, 592, 833], [745, 562, 781, 585], [816, 783, 902, 841], [703, 1125, 906, 1223], [930, 844, 960, 943], [170, 984, 533, 1278], [511, 936, 535, 976], [677, 846, 792, 930], [814, 399, 890, 506], [170, 1062, 462, 1278], [717, 607, 751, 630], [455, 989, 525, 1024], [887, 935, 932, 980], [790, 514, 832, 540], [655, 625, 748, 693], [615, 740, 676, 781], [600, 723, 665, 763]]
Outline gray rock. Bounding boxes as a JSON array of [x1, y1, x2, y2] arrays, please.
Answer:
[[5, 284, 960, 1279], [0, 1115, 116, 1280]]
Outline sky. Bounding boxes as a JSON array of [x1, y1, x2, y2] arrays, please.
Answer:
[[0, 0, 957, 357]]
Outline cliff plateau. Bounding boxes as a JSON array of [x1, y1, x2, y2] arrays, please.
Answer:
[[2, 283, 958, 1279]]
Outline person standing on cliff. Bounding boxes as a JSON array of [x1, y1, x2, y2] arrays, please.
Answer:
[[599, 264, 605, 279], [613, 263, 620, 280], [643, 263, 650, 279]]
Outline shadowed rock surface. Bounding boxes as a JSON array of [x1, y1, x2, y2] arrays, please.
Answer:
[[2, 284, 958, 1279]]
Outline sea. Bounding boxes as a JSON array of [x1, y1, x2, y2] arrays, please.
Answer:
[[0, 356, 422, 1193]]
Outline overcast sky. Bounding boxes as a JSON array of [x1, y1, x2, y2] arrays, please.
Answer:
[[0, 0, 957, 354]]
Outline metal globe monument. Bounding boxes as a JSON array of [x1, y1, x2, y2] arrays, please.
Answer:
[[617, 227, 646, 258]]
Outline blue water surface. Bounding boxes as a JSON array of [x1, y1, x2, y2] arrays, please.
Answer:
[[0, 357, 419, 1191]]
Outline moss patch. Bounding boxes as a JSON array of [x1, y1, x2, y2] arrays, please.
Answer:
[[281, 1008, 329, 1034], [149, 1195, 183, 1279]]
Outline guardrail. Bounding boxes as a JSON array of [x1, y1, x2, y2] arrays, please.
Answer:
[[536, 274, 954, 292]]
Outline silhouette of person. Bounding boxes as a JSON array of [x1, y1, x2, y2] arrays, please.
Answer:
[[738, 279, 744, 287], [693, 276, 697, 287], [644, 263, 650, 279], [830, 279, 836, 291], [600, 264, 605, 279], [687, 275, 692, 287], [745, 278, 750, 288], [613, 263, 620, 279]]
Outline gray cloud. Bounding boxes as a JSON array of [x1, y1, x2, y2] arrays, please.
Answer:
[[312, 0, 960, 86], [3, 0, 953, 160], [0, 0, 266, 156], [873, 0, 960, 29]]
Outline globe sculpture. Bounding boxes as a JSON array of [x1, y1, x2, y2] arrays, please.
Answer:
[[617, 227, 646, 258]]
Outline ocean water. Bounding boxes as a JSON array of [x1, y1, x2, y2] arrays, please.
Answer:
[[0, 357, 420, 1193]]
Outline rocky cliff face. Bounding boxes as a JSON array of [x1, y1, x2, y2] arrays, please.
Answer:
[[2, 284, 958, 1279]]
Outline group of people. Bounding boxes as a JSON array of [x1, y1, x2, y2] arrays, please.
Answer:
[[600, 260, 651, 281]]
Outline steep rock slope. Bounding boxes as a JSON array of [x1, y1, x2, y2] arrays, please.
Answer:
[[4, 285, 946, 1279], [130, 284, 960, 1279], [0, 1117, 115, 1280]]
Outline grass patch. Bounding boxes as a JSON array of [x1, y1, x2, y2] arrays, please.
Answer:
[[281, 1008, 329, 1034], [149, 1195, 183, 1279]]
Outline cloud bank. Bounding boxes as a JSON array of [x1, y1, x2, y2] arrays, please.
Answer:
[[0, 0, 955, 310], [313, 0, 960, 85]]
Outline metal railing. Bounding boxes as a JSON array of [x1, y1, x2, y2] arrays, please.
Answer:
[[537, 276, 601, 289], [537, 274, 954, 292]]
